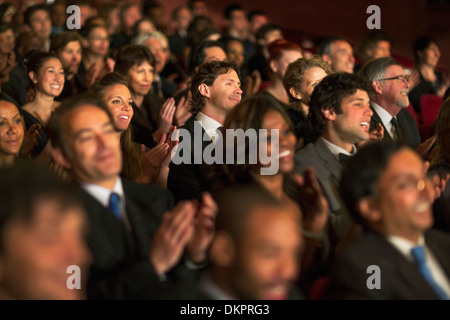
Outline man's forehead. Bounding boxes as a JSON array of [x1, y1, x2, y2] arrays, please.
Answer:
[[385, 64, 405, 76], [332, 40, 352, 52], [63, 105, 110, 128]]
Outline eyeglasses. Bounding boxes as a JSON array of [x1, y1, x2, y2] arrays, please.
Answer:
[[378, 75, 409, 83]]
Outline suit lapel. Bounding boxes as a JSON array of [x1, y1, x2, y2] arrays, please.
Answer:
[[314, 138, 342, 183], [370, 106, 394, 144]]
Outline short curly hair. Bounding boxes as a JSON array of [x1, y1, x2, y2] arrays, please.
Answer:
[[308, 72, 373, 140], [283, 55, 332, 103], [189, 60, 240, 115]]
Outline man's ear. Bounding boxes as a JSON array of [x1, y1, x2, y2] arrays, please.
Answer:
[[321, 53, 332, 65], [321, 107, 336, 121], [198, 83, 210, 98], [372, 80, 383, 95], [52, 147, 72, 170], [289, 87, 302, 100], [209, 231, 234, 267], [357, 196, 381, 223]]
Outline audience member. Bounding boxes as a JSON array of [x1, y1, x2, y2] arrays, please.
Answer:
[[326, 142, 450, 299], [51, 31, 86, 101], [47, 93, 216, 299], [359, 57, 422, 149], [24, 4, 52, 52], [355, 31, 392, 72], [295, 72, 374, 240], [283, 55, 332, 147], [317, 36, 355, 74], [168, 60, 242, 202], [409, 36, 450, 114], [0, 164, 91, 300], [21, 52, 64, 162], [259, 39, 302, 108], [168, 6, 192, 59], [0, 99, 24, 167]]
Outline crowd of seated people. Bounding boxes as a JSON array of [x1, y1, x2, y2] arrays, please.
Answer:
[[0, 0, 450, 302]]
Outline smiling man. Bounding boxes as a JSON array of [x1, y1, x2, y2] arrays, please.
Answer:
[[358, 57, 421, 149], [326, 142, 450, 299], [168, 60, 242, 202], [47, 94, 217, 299], [295, 72, 374, 240], [318, 36, 355, 74]]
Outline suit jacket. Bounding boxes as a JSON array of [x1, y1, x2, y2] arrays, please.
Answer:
[[294, 138, 353, 239], [83, 178, 192, 299], [325, 228, 450, 300], [168, 116, 215, 203], [369, 105, 421, 149]]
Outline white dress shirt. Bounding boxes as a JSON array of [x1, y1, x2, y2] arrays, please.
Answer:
[[387, 234, 450, 297], [81, 177, 131, 231], [372, 102, 399, 141], [196, 112, 222, 141], [320, 137, 357, 162]]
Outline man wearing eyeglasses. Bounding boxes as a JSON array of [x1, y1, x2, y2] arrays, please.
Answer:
[[358, 57, 421, 149], [326, 142, 450, 300]]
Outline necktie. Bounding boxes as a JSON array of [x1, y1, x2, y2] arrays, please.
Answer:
[[108, 192, 122, 220], [338, 153, 351, 167], [211, 126, 223, 143], [390, 117, 404, 142], [410, 246, 449, 300]]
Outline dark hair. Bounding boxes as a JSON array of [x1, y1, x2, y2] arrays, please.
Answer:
[[188, 40, 225, 74], [132, 18, 154, 37], [247, 9, 266, 22], [223, 3, 243, 20], [189, 60, 240, 114], [317, 36, 346, 56], [434, 98, 450, 164], [356, 31, 392, 62], [339, 142, 405, 227], [255, 23, 282, 43], [0, 22, 13, 34], [186, 15, 216, 48], [79, 21, 107, 39], [283, 55, 332, 103], [114, 44, 155, 76], [90, 72, 129, 97], [47, 93, 113, 155], [24, 51, 59, 77], [212, 95, 294, 186], [89, 73, 142, 181], [308, 72, 373, 139], [24, 4, 50, 27], [0, 163, 83, 253], [414, 35, 439, 65], [50, 31, 82, 54], [214, 184, 285, 241]]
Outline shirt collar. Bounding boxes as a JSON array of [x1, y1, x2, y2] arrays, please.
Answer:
[[80, 176, 124, 207], [320, 137, 357, 162], [196, 112, 222, 139], [386, 234, 425, 261]]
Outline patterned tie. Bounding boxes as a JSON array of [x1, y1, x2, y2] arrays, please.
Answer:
[[410, 246, 449, 300], [390, 117, 404, 142], [108, 192, 121, 220]]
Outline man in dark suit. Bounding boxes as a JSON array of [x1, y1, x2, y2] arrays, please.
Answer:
[[168, 60, 242, 202], [294, 72, 374, 239], [47, 94, 216, 299], [358, 57, 421, 149], [326, 142, 450, 299]]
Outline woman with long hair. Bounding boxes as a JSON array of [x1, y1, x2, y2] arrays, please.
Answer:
[[90, 72, 176, 188], [21, 51, 64, 163]]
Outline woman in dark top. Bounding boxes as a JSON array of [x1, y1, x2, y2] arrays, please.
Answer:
[[409, 36, 450, 114], [114, 44, 176, 149], [21, 51, 64, 162], [209, 96, 329, 296]]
